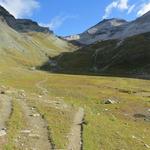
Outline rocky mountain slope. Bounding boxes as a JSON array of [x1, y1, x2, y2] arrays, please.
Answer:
[[0, 5, 75, 68], [64, 11, 150, 45]]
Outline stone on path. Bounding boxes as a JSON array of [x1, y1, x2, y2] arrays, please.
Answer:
[[0, 129, 6, 137]]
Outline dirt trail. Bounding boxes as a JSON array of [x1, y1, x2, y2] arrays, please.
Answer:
[[17, 99, 52, 150], [36, 78, 48, 95], [67, 108, 84, 150], [0, 94, 12, 148], [36, 78, 85, 150]]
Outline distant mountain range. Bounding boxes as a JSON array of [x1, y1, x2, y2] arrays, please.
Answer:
[[42, 11, 150, 78], [0, 5, 150, 78], [64, 11, 150, 45]]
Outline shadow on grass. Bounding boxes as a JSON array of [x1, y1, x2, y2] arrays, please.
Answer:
[[37, 63, 150, 80]]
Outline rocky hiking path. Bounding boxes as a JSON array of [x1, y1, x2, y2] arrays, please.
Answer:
[[67, 107, 84, 150], [0, 79, 85, 150], [35, 78, 85, 150], [0, 94, 12, 148], [17, 98, 53, 150]]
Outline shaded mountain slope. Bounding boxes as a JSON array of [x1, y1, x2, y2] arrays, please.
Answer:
[[41, 32, 150, 77]]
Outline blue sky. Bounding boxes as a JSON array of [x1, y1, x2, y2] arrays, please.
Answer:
[[1, 0, 150, 36]]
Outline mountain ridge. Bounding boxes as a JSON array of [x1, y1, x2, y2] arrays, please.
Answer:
[[64, 11, 150, 45], [0, 5, 52, 33]]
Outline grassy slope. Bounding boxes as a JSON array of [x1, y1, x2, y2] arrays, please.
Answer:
[[0, 66, 149, 150], [0, 20, 75, 68]]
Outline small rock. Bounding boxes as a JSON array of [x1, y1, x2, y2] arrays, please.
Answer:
[[32, 114, 40, 117], [132, 135, 136, 139], [21, 130, 31, 134], [144, 144, 150, 149], [104, 99, 117, 104], [0, 129, 6, 136], [29, 134, 40, 139], [31, 107, 36, 110], [38, 95, 42, 98], [30, 67, 36, 71], [124, 113, 129, 116], [148, 109, 150, 112]]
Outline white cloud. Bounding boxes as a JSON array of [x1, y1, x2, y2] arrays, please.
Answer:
[[41, 14, 77, 30], [103, 2, 118, 19], [0, 0, 39, 18], [118, 0, 129, 10], [103, 0, 129, 19], [127, 4, 135, 14], [137, 1, 150, 16]]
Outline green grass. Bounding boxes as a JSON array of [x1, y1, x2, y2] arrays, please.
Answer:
[[39, 73, 150, 150], [0, 67, 150, 149]]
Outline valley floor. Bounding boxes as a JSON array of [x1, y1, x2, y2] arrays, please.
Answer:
[[0, 66, 150, 150]]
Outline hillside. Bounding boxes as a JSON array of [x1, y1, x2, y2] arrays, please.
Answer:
[[0, 5, 75, 69], [42, 32, 150, 78]]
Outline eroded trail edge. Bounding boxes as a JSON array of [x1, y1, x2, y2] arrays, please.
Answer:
[[67, 107, 84, 150], [17, 98, 53, 150], [36, 78, 85, 150]]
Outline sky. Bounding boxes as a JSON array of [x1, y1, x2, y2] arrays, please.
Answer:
[[0, 0, 150, 36]]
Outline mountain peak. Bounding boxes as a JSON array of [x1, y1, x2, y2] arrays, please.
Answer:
[[97, 18, 128, 27], [86, 18, 127, 36], [0, 5, 52, 34], [101, 18, 127, 23]]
